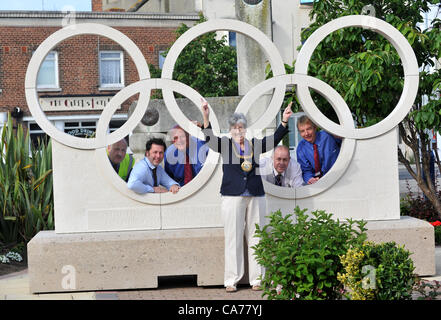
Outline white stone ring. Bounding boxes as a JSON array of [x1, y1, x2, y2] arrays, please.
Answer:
[[24, 16, 418, 202], [264, 15, 418, 198], [161, 19, 286, 138], [25, 23, 151, 150], [238, 73, 356, 199], [94, 78, 221, 205], [295, 15, 419, 140]]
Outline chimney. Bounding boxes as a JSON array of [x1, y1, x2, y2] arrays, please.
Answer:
[[92, 0, 103, 12]]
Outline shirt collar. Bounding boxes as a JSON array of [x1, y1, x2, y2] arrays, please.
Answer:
[[144, 157, 156, 170], [273, 167, 285, 177]]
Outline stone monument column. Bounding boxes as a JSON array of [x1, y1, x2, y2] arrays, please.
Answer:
[[235, 0, 275, 130], [235, 0, 272, 95]]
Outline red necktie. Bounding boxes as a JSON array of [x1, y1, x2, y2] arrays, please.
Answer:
[[313, 143, 321, 175], [184, 153, 193, 184]]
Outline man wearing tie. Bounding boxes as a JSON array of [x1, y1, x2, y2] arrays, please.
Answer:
[[296, 115, 342, 185], [261, 145, 303, 188], [164, 124, 208, 186], [127, 137, 180, 194]]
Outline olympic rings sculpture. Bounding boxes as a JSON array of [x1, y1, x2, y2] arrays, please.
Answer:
[[25, 15, 419, 203]]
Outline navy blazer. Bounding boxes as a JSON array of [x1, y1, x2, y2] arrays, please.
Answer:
[[204, 123, 289, 196]]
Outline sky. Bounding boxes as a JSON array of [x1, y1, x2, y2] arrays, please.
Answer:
[[0, 0, 92, 11]]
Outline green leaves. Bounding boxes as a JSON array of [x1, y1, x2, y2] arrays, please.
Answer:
[[339, 241, 415, 300], [301, 0, 440, 130], [301, 0, 441, 219], [0, 114, 54, 246], [151, 13, 238, 98], [253, 206, 366, 300]]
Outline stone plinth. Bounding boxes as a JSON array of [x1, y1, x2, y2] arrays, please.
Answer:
[[27, 228, 224, 293], [27, 216, 435, 293], [365, 216, 435, 276]]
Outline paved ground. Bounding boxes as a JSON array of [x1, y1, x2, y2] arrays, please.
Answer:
[[1, 247, 440, 300], [0, 271, 264, 300]]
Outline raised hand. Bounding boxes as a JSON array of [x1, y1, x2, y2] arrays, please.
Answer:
[[191, 120, 202, 128], [201, 98, 210, 128], [282, 101, 293, 126]]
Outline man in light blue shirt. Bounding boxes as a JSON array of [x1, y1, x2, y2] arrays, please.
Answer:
[[127, 137, 180, 194], [296, 115, 342, 184]]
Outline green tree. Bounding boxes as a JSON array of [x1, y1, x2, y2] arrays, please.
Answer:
[[295, 0, 441, 217], [150, 13, 238, 98]]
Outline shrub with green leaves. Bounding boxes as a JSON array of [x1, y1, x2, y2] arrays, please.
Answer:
[[338, 241, 416, 300], [253, 207, 367, 300], [0, 114, 54, 247]]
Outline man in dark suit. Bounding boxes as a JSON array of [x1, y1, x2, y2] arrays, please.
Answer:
[[260, 145, 303, 188]]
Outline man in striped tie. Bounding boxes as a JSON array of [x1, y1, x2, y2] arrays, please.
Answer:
[[295, 115, 342, 185], [260, 145, 303, 188]]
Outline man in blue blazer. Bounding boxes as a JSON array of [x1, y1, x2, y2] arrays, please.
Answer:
[[296, 115, 341, 184], [164, 125, 208, 186]]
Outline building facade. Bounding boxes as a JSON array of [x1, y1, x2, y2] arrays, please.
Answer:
[[0, 0, 314, 154], [0, 9, 199, 146], [98, 0, 313, 65]]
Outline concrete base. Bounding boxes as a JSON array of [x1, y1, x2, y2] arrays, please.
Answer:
[[365, 216, 435, 276], [27, 228, 225, 294], [27, 216, 436, 293]]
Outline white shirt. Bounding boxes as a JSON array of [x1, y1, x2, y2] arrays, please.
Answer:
[[260, 156, 304, 188]]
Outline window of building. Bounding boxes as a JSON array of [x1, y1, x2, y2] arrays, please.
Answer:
[[37, 51, 59, 90], [0, 112, 7, 126], [300, 0, 314, 4], [28, 116, 128, 147], [64, 120, 97, 138], [28, 122, 49, 148], [108, 119, 127, 133], [99, 51, 124, 89]]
